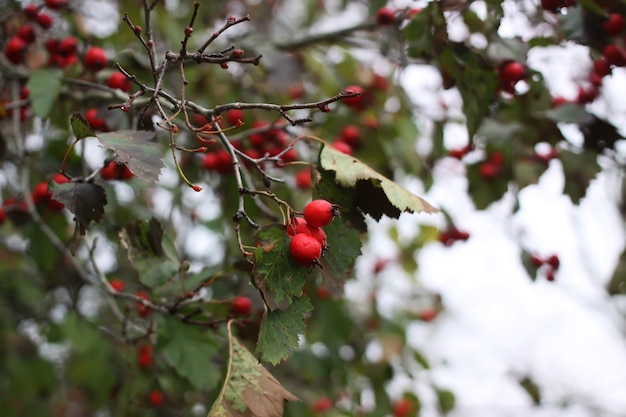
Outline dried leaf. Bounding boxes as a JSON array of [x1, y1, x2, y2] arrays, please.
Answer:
[[97, 130, 163, 184], [208, 321, 299, 417]]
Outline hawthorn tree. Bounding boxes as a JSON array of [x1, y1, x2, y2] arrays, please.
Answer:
[[1, 0, 625, 416]]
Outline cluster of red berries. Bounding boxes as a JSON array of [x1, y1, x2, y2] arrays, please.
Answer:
[[85, 108, 109, 132], [530, 253, 560, 281], [330, 124, 362, 156], [288, 199, 340, 267], [100, 160, 134, 181], [31, 173, 68, 211], [498, 60, 526, 94], [478, 151, 505, 180], [341, 72, 389, 112], [438, 227, 470, 246]]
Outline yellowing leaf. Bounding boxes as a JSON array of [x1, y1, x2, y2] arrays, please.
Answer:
[[208, 321, 299, 417], [319, 145, 438, 218]]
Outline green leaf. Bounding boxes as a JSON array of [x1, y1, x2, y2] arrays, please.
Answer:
[[542, 103, 593, 124], [209, 321, 298, 416], [319, 145, 438, 219], [403, 4, 434, 59], [519, 376, 542, 405], [157, 315, 221, 391], [559, 149, 600, 204], [97, 130, 163, 184], [257, 296, 313, 365], [70, 112, 95, 140], [318, 217, 362, 298], [49, 181, 107, 235], [435, 388, 456, 415], [119, 217, 180, 287], [252, 224, 310, 311], [26, 68, 63, 118], [607, 246, 626, 295]]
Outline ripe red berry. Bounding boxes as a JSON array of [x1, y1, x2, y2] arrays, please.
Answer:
[[602, 13, 625, 37], [340, 125, 360, 148], [376, 7, 395, 25], [53, 173, 69, 184], [106, 72, 131, 92], [530, 255, 544, 267], [83, 46, 108, 72], [4, 36, 27, 65], [45, 0, 68, 11], [478, 162, 500, 180], [498, 60, 525, 92], [0, 208, 6, 224], [58, 36, 78, 56], [342, 85, 365, 109], [392, 398, 412, 417], [288, 217, 328, 246], [85, 108, 108, 131], [303, 199, 338, 228], [231, 296, 252, 316], [149, 390, 164, 407], [592, 59, 611, 77], [332, 140, 352, 155], [603, 44, 626, 67], [546, 270, 556, 282], [32, 182, 52, 205], [135, 290, 152, 317], [311, 396, 333, 413], [109, 279, 125, 291], [547, 254, 560, 270], [289, 233, 323, 266], [36, 13, 53, 29], [419, 309, 438, 322], [23, 4, 40, 19], [226, 109, 245, 126], [295, 169, 311, 189], [16, 25, 36, 43], [137, 344, 153, 368]]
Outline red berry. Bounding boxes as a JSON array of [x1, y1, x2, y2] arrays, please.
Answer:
[[295, 169, 311, 189], [547, 254, 560, 270], [479, 162, 500, 179], [0, 208, 6, 224], [603, 44, 626, 67], [226, 109, 244, 126], [58, 36, 78, 56], [288, 217, 328, 246], [311, 396, 333, 413], [4, 36, 27, 65], [303, 199, 338, 228], [498, 61, 525, 91], [231, 296, 252, 316], [551, 96, 568, 107], [23, 4, 40, 19], [53, 173, 70, 184], [332, 140, 352, 155], [32, 182, 51, 205], [85, 108, 108, 131], [593, 59, 611, 77], [117, 163, 134, 180], [342, 85, 366, 109], [576, 85, 598, 104], [135, 291, 152, 317], [83, 46, 108, 72], [419, 309, 438, 322], [289, 233, 323, 266], [316, 286, 331, 300], [392, 398, 412, 417], [376, 7, 395, 25], [106, 72, 131, 92], [603, 13, 625, 36], [16, 25, 36, 43], [340, 125, 360, 148], [546, 270, 556, 282], [530, 255, 544, 267], [214, 150, 233, 174], [137, 344, 153, 368], [149, 390, 164, 407], [109, 279, 125, 291], [45, 0, 68, 11], [36, 13, 53, 29]]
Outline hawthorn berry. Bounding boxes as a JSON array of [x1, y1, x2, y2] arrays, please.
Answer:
[[340, 125, 360, 148], [376, 7, 395, 25], [419, 309, 438, 322], [498, 60, 525, 93], [45, 0, 68, 11], [149, 390, 164, 407], [58, 36, 78, 56], [85, 108, 108, 131], [106, 72, 132, 92], [316, 286, 331, 300], [135, 291, 152, 317], [392, 398, 412, 417], [0, 208, 6, 224], [23, 4, 40, 19], [303, 199, 339, 228], [36, 13, 53, 29], [137, 344, 153, 368], [547, 254, 560, 270], [32, 182, 52, 205], [342, 85, 365, 109], [4, 36, 27, 65], [226, 109, 244, 126], [332, 140, 352, 155], [230, 296, 252, 316], [295, 169, 311, 189], [16, 25, 36, 43], [288, 217, 327, 246], [311, 396, 333, 413], [603, 44, 626, 67], [593, 59, 611, 77], [83, 46, 108, 72], [602, 13, 625, 37], [109, 279, 125, 291], [289, 233, 323, 266]]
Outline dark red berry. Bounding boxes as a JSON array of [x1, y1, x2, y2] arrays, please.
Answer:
[[58, 36, 78, 56], [289, 233, 323, 266], [376, 7, 395, 25], [231, 296, 252, 316], [340, 125, 360, 148], [36, 13, 53, 29], [23, 4, 40, 19], [45, 0, 68, 11], [392, 398, 412, 417], [83, 46, 108, 72], [303, 199, 338, 228], [4, 36, 27, 65], [603, 44, 626, 67], [16, 25, 36, 43], [149, 390, 164, 407], [602, 13, 625, 37], [106, 72, 132, 92], [547, 254, 560, 269]]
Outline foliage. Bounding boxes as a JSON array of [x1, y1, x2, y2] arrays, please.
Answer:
[[1, 0, 625, 416]]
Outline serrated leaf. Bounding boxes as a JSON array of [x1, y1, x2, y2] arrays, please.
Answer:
[[256, 296, 312, 365], [97, 130, 163, 184], [119, 217, 179, 287], [70, 112, 95, 140], [252, 225, 309, 311], [318, 217, 362, 298], [209, 321, 298, 416], [50, 181, 107, 234], [559, 149, 600, 204], [157, 315, 220, 391], [26, 68, 63, 118], [319, 145, 438, 219]]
